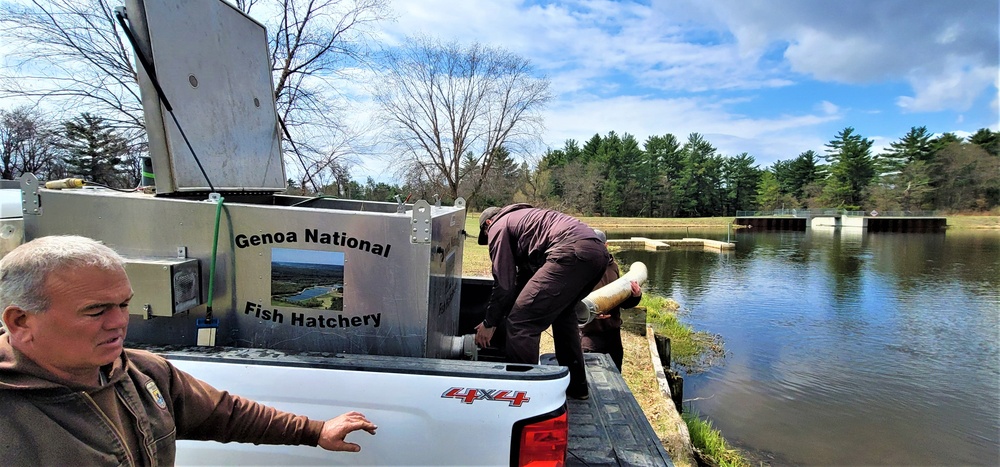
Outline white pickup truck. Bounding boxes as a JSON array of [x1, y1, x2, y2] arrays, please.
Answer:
[[6, 179, 672, 466], [0, 0, 673, 464], [154, 346, 569, 466]]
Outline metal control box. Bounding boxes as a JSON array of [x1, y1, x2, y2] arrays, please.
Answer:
[[125, 257, 202, 318]]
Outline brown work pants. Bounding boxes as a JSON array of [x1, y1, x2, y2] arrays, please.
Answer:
[[504, 238, 609, 396]]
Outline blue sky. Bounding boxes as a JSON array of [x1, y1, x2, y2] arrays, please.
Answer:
[[272, 247, 344, 266], [353, 0, 999, 181]]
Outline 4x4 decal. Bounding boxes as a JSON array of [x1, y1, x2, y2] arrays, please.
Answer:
[[442, 387, 530, 407]]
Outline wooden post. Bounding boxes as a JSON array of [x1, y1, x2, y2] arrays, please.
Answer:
[[667, 369, 684, 413], [654, 333, 684, 413], [654, 334, 671, 368]]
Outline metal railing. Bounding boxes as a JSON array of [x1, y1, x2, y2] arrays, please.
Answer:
[[735, 209, 810, 217], [736, 209, 940, 218], [842, 210, 940, 217]]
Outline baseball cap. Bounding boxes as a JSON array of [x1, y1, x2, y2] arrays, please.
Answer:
[[477, 207, 501, 245]]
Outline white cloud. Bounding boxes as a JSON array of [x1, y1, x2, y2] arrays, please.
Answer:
[[383, 0, 786, 95], [264, 0, 1000, 181], [679, 0, 999, 113], [541, 94, 839, 165], [383, 0, 998, 113], [897, 63, 999, 113], [287, 0, 1000, 181]]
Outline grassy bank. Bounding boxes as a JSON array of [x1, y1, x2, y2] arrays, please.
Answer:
[[639, 295, 747, 467], [534, 286, 745, 466], [683, 410, 749, 467], [463, 215, 746, 276], [942, 211, 1000, 229]]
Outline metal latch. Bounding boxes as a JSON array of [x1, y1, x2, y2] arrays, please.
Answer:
[[20, 174, 40, 216], [410, 199, 432, 244]]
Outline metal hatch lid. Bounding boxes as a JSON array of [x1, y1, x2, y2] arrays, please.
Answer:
[[126, 0, 285, 195]]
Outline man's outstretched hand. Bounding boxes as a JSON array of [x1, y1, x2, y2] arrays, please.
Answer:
[[318, 411, 377, 452]]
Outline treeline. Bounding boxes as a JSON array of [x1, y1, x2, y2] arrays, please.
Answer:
[[0, 109, 141, 188], [400, 126, 1000, 216], [526, 126, 1000, 216], [3, 106, 997, 216], [346, 126, 998, 216]]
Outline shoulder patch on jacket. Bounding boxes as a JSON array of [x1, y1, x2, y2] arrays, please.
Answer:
[[145, 380, 167, 409]]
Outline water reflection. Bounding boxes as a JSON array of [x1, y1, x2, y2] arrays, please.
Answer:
[[615, 229, 1000, 466]]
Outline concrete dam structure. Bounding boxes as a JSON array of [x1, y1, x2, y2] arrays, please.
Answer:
[[734, 211, 946, 232]]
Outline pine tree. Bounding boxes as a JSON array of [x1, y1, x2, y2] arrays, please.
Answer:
[[968, 128, 999, 157], [879, 126, 933, 175], [755, 171, 781, 211], [822, 127, 875, 209], [57, 113, 128, 187], [678, 133, 722, 217], [722, 153, 761, 215], [786, 150, 826, 204], [642, 134, 682, 217]]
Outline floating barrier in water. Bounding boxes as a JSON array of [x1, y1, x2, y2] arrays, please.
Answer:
[[608, 237, 735, 251]]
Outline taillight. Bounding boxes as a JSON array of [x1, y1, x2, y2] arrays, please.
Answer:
[[512, 407, 568, 467]]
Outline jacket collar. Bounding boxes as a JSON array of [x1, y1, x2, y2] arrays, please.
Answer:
[[0, 328, 127, 392]]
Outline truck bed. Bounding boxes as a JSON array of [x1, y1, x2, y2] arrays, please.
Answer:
[[548, 353, 674, 467]]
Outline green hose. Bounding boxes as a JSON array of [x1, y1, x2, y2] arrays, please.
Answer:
[[206, 195, 224, 321]]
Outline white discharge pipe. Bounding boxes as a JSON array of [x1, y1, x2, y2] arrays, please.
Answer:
[[575, 261, 648, 325], [448, 334, 479, 359]]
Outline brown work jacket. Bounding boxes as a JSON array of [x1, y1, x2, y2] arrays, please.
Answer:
[[0, 331, 323, 466], [483, 204, 603, 327]]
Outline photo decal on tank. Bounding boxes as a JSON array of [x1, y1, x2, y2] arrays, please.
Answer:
[[270, 247, 345, 311]]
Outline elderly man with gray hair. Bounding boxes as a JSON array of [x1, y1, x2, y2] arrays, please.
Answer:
[[0, 235, 376, 465]]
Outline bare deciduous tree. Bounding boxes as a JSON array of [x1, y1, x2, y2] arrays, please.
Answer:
[[0, 0, 143, 139], [236, 0, 390, 192], [555, 161, 602, 215], [373, 36, 551, 203], [0, 0, 390, 192], [0, 106, 61, 180]]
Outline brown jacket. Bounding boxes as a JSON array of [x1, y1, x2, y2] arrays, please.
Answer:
[[0, 332, 323, 466], [482, 204, 603, 327]]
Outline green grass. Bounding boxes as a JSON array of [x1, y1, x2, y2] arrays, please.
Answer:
[[636, 295, 747, 465], [683, 410, 750, 467], [641, 294, 725, 373]]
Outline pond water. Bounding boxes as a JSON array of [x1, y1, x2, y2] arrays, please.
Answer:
[[284, 285, 336, 302], [614, 227, 1000, 466]]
